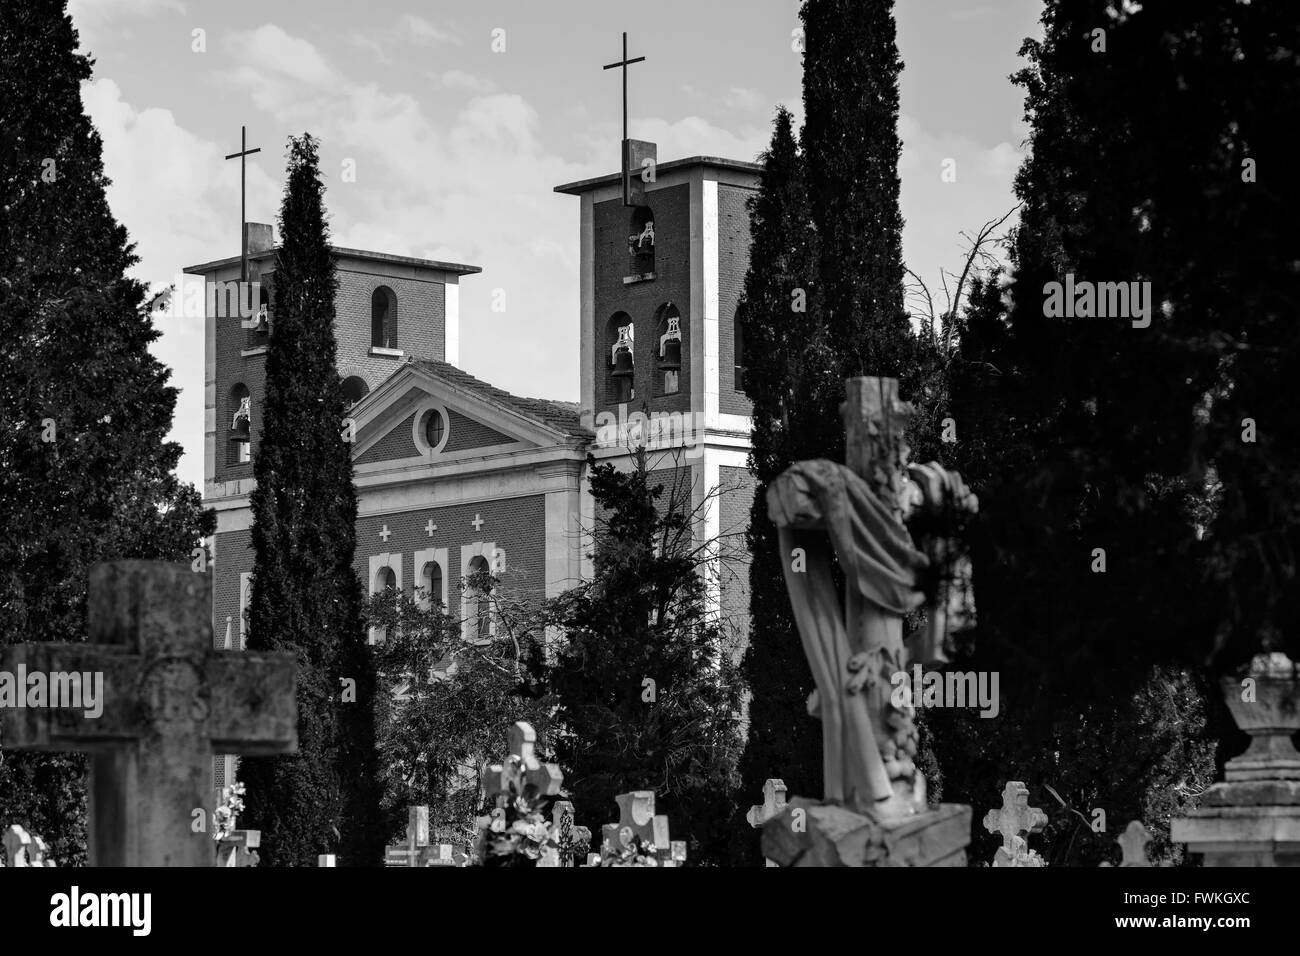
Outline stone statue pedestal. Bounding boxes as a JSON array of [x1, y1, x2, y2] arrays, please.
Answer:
[[761, 797, 971, 867], [1172, 653, 1300, 866]]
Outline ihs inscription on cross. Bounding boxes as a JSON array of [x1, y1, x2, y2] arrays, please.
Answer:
[[0, 562, 297, 866], [602, 32, 655, 206]]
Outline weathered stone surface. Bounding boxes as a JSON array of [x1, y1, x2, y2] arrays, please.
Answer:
[[1201, 779, 1300, 807], [760, 796, 970, 867], [0, 562, 298, 867]]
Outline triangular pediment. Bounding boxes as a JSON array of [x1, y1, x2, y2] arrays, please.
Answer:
[[349, 362, 581, 467]]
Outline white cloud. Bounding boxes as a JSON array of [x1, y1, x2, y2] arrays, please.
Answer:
[[437, 70, 496, 94], [400, 14, 461, 47]]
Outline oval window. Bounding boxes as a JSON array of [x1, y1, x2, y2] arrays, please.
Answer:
[[424, 409, 446, 449]]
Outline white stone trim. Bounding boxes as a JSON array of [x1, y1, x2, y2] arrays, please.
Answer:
[[413, 546, 449, 609], [410, 399, 452, 456], [445, 278, 460, 366], [580, 193, 595, 417], [368, 553, 403, 644], [204, 289, 217, 495], [702, 179, 720, 428], [369, 346, 404, 358], [238, 572, 253, 651], [544, 490, 582, 599]]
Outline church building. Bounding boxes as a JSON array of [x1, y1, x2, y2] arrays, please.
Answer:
[[188, 152, 762, 790]]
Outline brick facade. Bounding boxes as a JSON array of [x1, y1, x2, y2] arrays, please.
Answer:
[[443, 410, 517, 453], [718, 184, 757, 417], [593, 184, 693, 418]]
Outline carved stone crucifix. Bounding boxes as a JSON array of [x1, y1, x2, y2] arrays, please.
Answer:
[[766, 377, 977, 819]]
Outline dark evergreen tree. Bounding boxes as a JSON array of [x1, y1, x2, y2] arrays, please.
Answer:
[[538, 451, 744, 866], [734, 109, 831, 855], [928, 0, 1300, 863], [239, 134, 382, 866], [0, 2, 212, 864], [800, 0, 921, 390]]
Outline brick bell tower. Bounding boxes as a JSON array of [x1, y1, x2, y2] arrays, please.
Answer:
[[553, 34, 764, 653]]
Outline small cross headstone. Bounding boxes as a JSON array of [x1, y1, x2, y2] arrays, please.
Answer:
[[484, 722, 563, 805], [983, 781, 1047, 867], [217, 829, 260, 868], [541, 800, 591, 868], [0, 562, 298, 866], [471, 513, 485, 532], [601, 791, 679, 865], [2, 824, 55, 867], [1117, 820, 1153, 867], [425, 519, 437, 537], [747, 778, 787, 867], [385, 806, 431, 867], [318, 854, 336, 867], [379, 524, 392, 542]]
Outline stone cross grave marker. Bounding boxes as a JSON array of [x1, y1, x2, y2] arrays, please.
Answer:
[[0, 561, 298, 866], [984, 781, 1048, 867], [747, 779, 787, 867], [2, 824, 55, 867], [484, 721, 563, 805], [1116, 820, 1152, 867], [385, 806, 431, 867], [318, 854, 336, 867], [540, 799, 591, 868], [766, 378, 978, 819], [600, 791, 686, 865], [217, 829, 260, 868]]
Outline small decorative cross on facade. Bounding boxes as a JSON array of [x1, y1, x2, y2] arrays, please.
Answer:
[[471, 513, 485, 532], [379, 524, 392, 542], [746, 778, 788, 868], [1117, 820, 1153, 867], [425, 519, 437, 537], [984, 781, 1048, 867]]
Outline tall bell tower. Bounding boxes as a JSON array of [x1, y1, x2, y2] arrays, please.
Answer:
[[554, 151, 762, 652]]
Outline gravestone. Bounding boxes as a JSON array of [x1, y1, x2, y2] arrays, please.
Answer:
[[484, 721, 563, 805], [540, 800, 591, 868], [318, 855, 336, 867], [599, 791, 685, 866], [2, 824, 55, 867], [983, 781, 1047, 867], [216, 829, 260, 868], [747, 779, 787, 867], [1116, 820, 1152, 867], [1173, 652, 1300, 866], [477, 720, 564, 866], [761, 377, 975, 866], [385, 806, 431, 867], [0, 562, 297, 866]]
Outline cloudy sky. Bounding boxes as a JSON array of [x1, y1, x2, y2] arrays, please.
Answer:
[[67, 0, 1041, 490]]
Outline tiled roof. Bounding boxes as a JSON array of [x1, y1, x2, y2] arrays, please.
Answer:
[[412, 359, 590, 440]]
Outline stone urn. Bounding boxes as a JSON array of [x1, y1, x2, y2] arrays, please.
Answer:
[[1219, 652, 1300, 781], [1172, 652, 1300, 866]]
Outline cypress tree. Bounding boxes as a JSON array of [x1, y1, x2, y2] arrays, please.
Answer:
[[800, 0, 920, 391], [735, 109, 830, 849], [0, 2, 212, 863], [240, 134, 382, 866]]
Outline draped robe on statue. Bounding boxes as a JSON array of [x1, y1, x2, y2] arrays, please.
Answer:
[[767, 457, 957, 813]]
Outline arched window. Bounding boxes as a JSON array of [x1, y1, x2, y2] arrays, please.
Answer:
[[607, 313, 634, 405], [228, 383, 251, 465], [466, 555, 492, 644], [341, 376, 369, 405], [628, 206, 655, 277], [421, 560, 444, 609], [734, 311, 746, 392], [374, 565, 398, 642], [655, 303, 682, 396], [371, 286, 398, 350]]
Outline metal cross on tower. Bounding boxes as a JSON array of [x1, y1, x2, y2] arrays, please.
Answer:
[[224, 126, 262, 284]]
